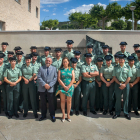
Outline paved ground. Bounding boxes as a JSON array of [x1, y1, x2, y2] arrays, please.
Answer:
[[0, 110, 140, 140]]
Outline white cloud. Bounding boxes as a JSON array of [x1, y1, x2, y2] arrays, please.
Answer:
[[53, 13, 56, 15], [46, 4, 57, 7], [43, 9, 49, 12], [110, 0, 130, 1], [64, 3, 107, 15], [41, 0, 70, 4]]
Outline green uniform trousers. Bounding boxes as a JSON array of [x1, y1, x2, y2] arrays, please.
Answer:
[[22, 81, 37, 115], [71, 83, 81, 112], [128, 83, 138, 111], [114, 83, 129, 115], [82, 80, 96, 112], [95, 82, 103, 110], [54, 81, 59, 110], [6, 83, 20, 116], [19, 80, 24, 110], [0, 83, 6, 113], [102, 82, 115, 111]]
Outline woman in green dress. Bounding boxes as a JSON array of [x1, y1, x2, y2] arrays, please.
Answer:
[[56, 57, 75, 122]]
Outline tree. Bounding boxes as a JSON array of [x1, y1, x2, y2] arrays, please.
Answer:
[[41, 19, 59, 30], [89, 2, 122, 29], [111, 20, 127, 30], [69, 12, 98, 29], [125, 20, 132, 30], [122, 0, 140, 30]]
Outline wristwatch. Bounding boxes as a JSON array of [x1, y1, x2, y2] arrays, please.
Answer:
[[89, 72, 90, 75], [120, 83, 122, 86]]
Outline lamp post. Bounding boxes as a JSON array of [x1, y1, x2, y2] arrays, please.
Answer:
[[129, 6, 136, 30]]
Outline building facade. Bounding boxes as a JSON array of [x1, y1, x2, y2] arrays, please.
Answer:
[[0, 0, 40, 31]]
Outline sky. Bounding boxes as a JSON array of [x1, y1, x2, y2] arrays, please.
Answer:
[[40, 0, 132, 24]]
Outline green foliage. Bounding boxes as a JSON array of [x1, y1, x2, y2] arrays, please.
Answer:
[[105, 26, 115, 30], [41, 19, 59, 30], [111, 20, 127, 30], [69, 12, 98, 29], [125, 21, 132, 30]]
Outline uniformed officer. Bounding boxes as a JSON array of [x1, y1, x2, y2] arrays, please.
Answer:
[[112, 54, 132, 120], [100, 55, 115, 115], [4, 56, 22, 119], [31, 52, 41, 111], [70, 58, 82, 116], [14, 47, 25, 63], [30, 46, 41, 63], [113, 54, 119, 66], [131, 44, 140, 62], [52, 48, 62, 110], [16, 51, 25, 113], [115, 42, 131, 64], [95, 57, 104, 112], [21, 54, 38, 118], [73, 51, 84, 69], [128, 56, 139, 116], [0, 53, 7, 115], [82, 45, 96, 64], [96, 45, 115, 65], [61, 40, 74, 60], [41, 47, 53, 66], [134, 50, 140, 68], [1, 42, 8, 63], [81, 53, 99, 116], [5, 51, 14, 67]]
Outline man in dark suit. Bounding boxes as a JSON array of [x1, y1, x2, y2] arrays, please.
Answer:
[[38, 57, 57, 122]]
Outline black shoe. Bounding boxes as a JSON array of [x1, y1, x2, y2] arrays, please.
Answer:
[[75, 111, 79, 116], [100, 108, 103, 112], [112, 114, 120, 119], [128, 110, 131, 113], [90, 111, 97, 115], [112, 108, 115, 111], [23, 113, 27, 118], [19, 109, 23, 113], [70, 111, 73, 116], [96, 108, 99, 111], [34, 114, 38, 118], [109, 111, 113, 116], [124, 114, 131, 120], [8, 115, 12, 119], [39, 116, 46, 121], [103, 110, 108, 115], [14, 114, 19, 118], [83, 111, 87, 116], [134, 111, 139, 116], [51, 116, 56, 122], [5, 112, 9, 116]]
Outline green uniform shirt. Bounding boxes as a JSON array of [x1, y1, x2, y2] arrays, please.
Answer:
[[41, 54, 53, 66], [96, 66, 102, 82], [112, 64, 132, 82], [77, 59, 84, 69], [31, 61, 41, 74], [74, 67, 82, 81], [0, 50, 8, 63], [21, 64, 35, 79], [16, 61, 25, 69], [82, 53, 96, 64], [134, 59, 140, 68], [4, 66, 22, 82], [115, 51, 131, 64], [129, 65, 139, 83], [61, 49, 74, 60], [81, 63, 98, 81], [112, 63, 119, 67], [95, 53, 115, 65], [52, 57, 62, 71], [131, 52, 138, 62], [100, 64, 114, 79], [0, 63, 7, 81]]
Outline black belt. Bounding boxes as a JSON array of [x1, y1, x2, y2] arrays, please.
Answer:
[[73, 81, 78, 84], [119, 81, 125, 84], [83, 80, 95, 83], [105, 78, 112, 82]]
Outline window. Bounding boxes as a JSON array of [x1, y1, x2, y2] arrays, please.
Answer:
[[36, 7, 38, 18], [15, 0, 21, 4], [28, 0, 31, 12], [0, 21, 5, 31]]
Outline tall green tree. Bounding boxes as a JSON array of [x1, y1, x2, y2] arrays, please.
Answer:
[[41, 19, 59, 30], [111, 20, 127, 30], [89, 2, 122, 29], [69, 12, 98, 29], [122, 0, 140, 30]]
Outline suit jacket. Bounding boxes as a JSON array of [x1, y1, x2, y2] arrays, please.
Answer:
[[37, 65, 57, 92]]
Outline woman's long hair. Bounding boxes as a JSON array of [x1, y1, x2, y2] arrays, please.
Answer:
[[60, 57, 71, 70]]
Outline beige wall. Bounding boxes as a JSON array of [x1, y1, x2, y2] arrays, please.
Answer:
[[0, 0, 40, 31], [0, 30, 139, 55]]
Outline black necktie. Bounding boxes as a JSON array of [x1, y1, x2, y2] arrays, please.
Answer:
[[47, 67, 49, 76]]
